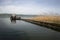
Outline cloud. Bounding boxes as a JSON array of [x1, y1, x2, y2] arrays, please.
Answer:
[[0, 5, 41, 15], [0, 5, 55, 15], [0, 5, 59, 15], [0, 0, 60, 15]]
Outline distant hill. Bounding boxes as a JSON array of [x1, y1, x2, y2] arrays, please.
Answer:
[[0, 14, 38, 18]]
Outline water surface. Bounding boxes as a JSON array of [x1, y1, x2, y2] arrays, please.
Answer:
[[0, 18, 60, 40]]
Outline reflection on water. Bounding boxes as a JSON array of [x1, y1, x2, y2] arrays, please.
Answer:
[[0, 18, 29, 40], [0, 18, 60, 40], [11, 20, 16, 23]]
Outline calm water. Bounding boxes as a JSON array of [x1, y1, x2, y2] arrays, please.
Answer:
[[0, 18, 60, 40]]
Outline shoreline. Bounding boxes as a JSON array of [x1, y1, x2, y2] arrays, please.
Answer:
[[22, 19, 60, 32]]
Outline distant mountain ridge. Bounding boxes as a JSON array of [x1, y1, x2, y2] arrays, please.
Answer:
[[0, 14, 38, 18]]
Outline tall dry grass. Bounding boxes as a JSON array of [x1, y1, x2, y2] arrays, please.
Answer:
[[30, 16, 60, 24]]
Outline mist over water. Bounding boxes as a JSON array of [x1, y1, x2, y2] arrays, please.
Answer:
[[0, 15, 60, 40]]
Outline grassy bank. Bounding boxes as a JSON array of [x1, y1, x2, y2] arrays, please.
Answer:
[[22, 19, 60, 31], [29, 16, 60, 24]]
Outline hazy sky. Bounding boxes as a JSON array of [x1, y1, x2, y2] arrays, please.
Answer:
[[0, 0, 60, 15]]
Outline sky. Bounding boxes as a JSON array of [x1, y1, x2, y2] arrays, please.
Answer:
[[0, 0, 60, 15]]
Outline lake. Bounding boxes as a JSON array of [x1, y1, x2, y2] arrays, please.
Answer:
[[0, 17, 60, 40]]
